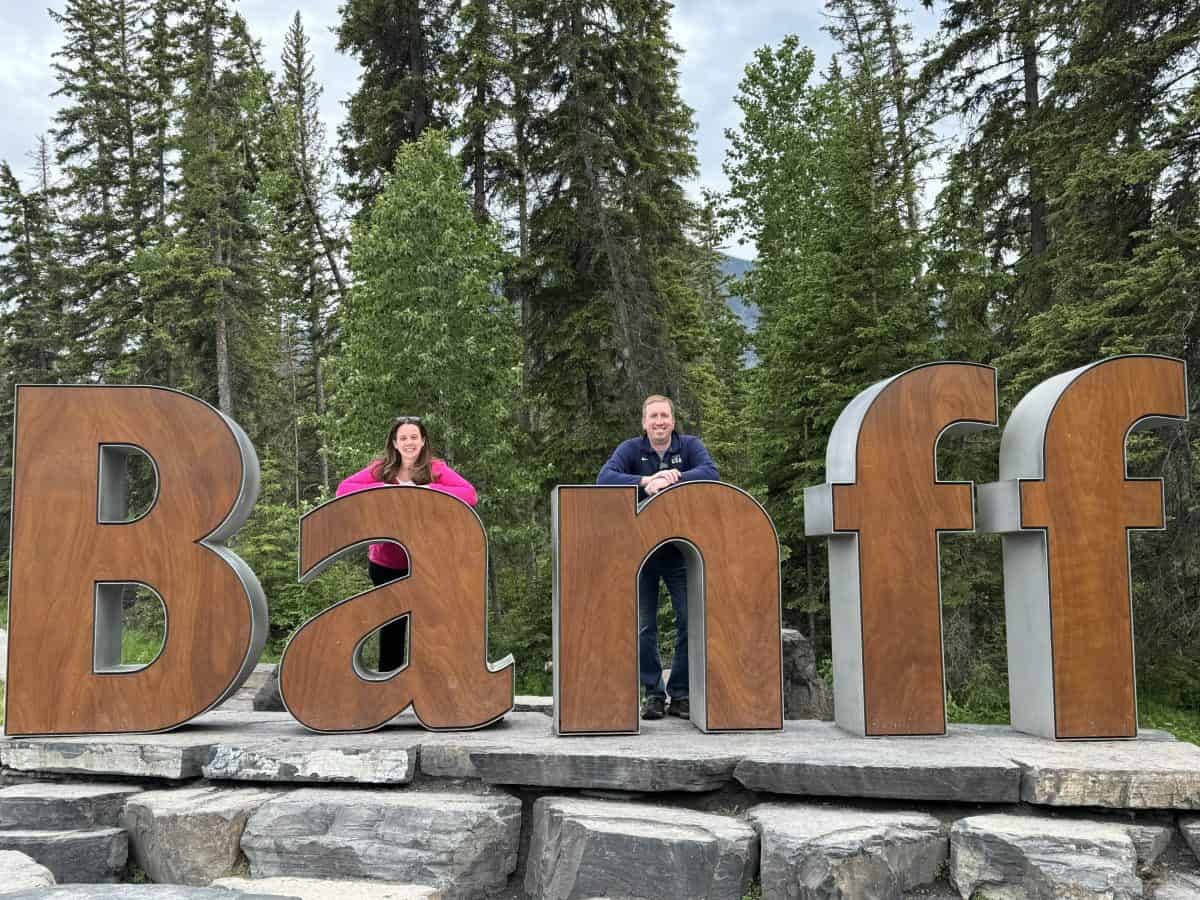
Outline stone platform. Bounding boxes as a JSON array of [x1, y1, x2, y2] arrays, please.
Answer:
[[3, 710, 1199, 809], [2, 712, 1200, 899]]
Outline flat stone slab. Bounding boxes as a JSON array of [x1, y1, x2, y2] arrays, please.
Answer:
[[425, 717, 843, 792], [213, 877, 443, 898], [735, 736, 1022, 803], [4, 712, 1196, 808], [950, 813, 1143, 899], [525, 797, 757, 900], [748, 803, 946, 900], [122, 785, 279, 885], [0, 849, 55, 891], [0, 782, 141, 830], [204, 733, 415, 784], [0, 888, 298, 899], [1010, 739, 1200, 809], [241, 788, 521, 898], [1, 729, 221, 780], [0, 827, 127, 883]]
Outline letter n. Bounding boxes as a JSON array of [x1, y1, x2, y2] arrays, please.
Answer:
[[279, 487, 513, 732], [553, 482, 782, 735], [6, 386, 267, 735], [805, 363, 998, 736], [978, 356, 1188, 739]]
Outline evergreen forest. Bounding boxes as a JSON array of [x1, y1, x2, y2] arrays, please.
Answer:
[[1, 0, 1198, 737]]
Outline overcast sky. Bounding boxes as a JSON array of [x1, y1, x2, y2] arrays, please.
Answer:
[[0, 1, 941, 260]]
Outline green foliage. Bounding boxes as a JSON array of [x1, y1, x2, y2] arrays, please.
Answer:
[[523, 0, 706, 486], [327, 130, 547, 682], [335, 0, 455, 211], [725, 24, 935, 636]]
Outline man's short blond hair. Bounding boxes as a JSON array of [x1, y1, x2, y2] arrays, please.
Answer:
[[642, 394, 674, 415]]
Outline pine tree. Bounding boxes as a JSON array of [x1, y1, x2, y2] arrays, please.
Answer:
[[452, 0, 517, 223], [726, 35, 934, 638], [139, 0, 278, 420], [336, 0, 455, 212], [919, 0, 1063, 317], [49, 0, 156, 381], [261, 11, 344, 499], [523, 0, 702, 484], [0, 156, 69, 601]]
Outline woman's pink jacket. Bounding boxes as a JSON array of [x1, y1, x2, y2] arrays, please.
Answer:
[[335, 459, 478, 571]]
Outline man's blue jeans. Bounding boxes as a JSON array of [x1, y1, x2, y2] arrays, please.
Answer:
[[638, 543, 688, 701]]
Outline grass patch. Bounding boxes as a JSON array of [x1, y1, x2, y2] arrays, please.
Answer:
[[1138, 698, 1200, 745]]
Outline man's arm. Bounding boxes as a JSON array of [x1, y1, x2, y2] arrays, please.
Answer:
[[676, 437, 719, 482], [597, 441, 643, 486]]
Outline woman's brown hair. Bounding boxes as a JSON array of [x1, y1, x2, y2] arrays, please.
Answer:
[[375, 416, 432, 485]]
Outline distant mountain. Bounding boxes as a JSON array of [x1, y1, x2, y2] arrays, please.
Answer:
[[720, 254, 758, 333]]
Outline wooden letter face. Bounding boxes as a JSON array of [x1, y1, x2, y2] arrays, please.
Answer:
[[279, 486, 513, 732], [977, 356, 1188, 739], [805, 363, 998, 736], [6, 386, 267, 735], [553, 482, 782, 735]]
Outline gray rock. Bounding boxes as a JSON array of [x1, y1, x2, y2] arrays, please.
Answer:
[[0, 828, 126, 883], [204, 742, 414, 785], [121, 786, 278, 886], [0, 849, 54, 892], [747, 803, 945, 900], [735, 738, 1021, 803], [513, 696, 554, 716], [1149, 872, 1200, 899], [781, 630, 833, 721], [950, 814, 1142, 899], [219, 665, 277, 712], [251, 665, 285, 712], [0, 889, 297, 899], [1126, 823, 1173, 869], [212, 877, 442, 898], [1, 733, 215, 780], [1180, 816, 1200, 858], [525, 797, 757, 900], [1013, 739, 1200, 809], [241, 788, 521, 898], [0, 783, 141, 830]]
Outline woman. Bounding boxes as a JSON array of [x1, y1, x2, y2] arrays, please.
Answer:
[[336, 416, 478, 672]]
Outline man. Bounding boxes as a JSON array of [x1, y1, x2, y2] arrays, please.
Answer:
[[597, 395, 719, 720]]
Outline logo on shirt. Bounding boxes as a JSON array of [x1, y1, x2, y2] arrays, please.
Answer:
[[671, 454, 682, 465]]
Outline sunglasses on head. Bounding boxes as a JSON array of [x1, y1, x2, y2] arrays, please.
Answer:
[[393, 416, 422, 425]]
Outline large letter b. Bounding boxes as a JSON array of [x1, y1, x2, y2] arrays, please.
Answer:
[[6, 386, 267, 735]]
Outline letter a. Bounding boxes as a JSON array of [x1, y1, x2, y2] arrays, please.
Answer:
[[978, 356, 1188, 739], [553, 482, 782, 735], [805, 363, 998, 736], [6, 386, 267, 735], [279, 487, 513, 732]]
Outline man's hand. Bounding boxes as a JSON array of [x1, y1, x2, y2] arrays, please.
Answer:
[[644, 470, 681, 495]]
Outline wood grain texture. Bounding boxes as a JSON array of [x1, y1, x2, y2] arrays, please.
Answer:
[[555, 483, 782, 734], [1018, 356, 1187, 738], [281, 486, 513, 732], [7, 386, 258, 735], [832, 364, 997, 736]]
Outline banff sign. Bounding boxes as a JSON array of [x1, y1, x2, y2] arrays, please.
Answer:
[[5, 355, 1188, 742]]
